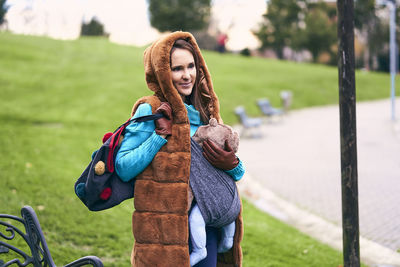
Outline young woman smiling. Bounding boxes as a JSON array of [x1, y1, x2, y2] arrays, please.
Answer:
[[115, 32, 244, 267]]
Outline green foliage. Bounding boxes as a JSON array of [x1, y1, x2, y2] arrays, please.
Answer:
[[147, 0, 211, 32], [254, 0, 304, 59], [81, 17, 105, 36], [298, 2, 337, 63], [255, 0, 337, 63], [255, 0, 397, 71], [0, 33, 392, 266], [0, 0, 8, 25], [354, 0, 377, 30], [240, 48, 251, 57], [354, 1, 400, 72], [355, 0, 386, 70]]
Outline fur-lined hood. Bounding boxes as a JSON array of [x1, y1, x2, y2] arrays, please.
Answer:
[[142, 31, 221, 124]]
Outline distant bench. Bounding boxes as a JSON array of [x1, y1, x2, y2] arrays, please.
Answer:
[[0, 206, 103, 267], [256, 98, 283, 117], [280, 90, 293, 113], [234, 106, 262, 138]]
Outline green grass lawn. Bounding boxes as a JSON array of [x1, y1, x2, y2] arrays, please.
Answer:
[[0, 32, 388, 266]]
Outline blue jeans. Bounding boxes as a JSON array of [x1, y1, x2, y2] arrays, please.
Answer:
[[189, 226, 218, 267]]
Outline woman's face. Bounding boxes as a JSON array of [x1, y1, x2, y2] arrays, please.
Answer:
[[170, 48, 197, 97]]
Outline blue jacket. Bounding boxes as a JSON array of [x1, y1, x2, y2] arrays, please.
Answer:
[[115, 103, 245, 182]]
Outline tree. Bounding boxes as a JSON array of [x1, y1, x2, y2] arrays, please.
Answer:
[[0, 0, 9, 25], [147, 0, 211, 32], [354, 0, 382, 70], [254, 0, 305, 59], [81, 17, 105, 36], [297, 2, 337, 63], [255, 0, 337, 63]]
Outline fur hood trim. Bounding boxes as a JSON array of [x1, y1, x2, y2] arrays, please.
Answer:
[[143, 31, 221, 124]]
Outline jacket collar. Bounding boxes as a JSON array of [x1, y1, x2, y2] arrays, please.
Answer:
[[185, 103, 202, 126]]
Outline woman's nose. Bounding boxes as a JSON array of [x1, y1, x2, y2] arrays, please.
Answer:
[[182, 69, 190, 79]]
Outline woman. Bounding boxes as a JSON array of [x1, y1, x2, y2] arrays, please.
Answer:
[[115, 31, 244, 267]]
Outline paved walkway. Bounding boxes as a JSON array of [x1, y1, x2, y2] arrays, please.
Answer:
[[235, 98, 400, 266]]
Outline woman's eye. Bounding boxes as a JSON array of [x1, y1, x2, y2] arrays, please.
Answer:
[[172, 66, 181, 71], [188, 63, 195, 69]]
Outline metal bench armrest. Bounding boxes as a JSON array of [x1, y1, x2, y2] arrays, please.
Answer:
[[64, 255, 104, 267]]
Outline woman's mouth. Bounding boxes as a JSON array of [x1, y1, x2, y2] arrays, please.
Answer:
[[179, 82, 192, 88]]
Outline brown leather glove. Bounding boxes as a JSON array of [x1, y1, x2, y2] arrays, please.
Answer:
[[203, 139, 239, 170], [155, 102, 173, 136]]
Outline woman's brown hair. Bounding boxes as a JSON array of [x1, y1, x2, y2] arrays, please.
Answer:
[[171, 39, 210, 123]]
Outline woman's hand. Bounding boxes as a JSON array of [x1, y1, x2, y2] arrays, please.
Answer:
[[155, 102, 173, 137], [203, 139, 239, 170]]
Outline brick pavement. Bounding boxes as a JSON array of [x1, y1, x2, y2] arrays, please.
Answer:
[[235, 98, 400, 266]]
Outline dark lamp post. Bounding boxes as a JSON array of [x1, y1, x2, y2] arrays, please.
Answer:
[[337, 0, 361, 266]]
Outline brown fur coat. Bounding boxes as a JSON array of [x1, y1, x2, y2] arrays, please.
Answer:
[[130, 31, 243, 267]]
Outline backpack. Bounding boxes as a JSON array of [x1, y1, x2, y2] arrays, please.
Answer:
[[74, 113, 163, 211]]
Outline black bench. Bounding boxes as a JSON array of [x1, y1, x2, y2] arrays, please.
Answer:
[[0, 206, 103, 267]]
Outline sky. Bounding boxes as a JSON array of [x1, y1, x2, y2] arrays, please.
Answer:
[[4, 0, 266, 50]]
